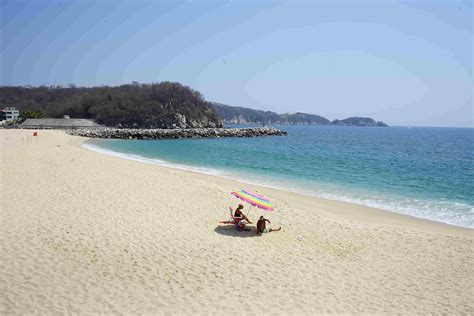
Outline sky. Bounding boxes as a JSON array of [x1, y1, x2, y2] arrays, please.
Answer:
[[1, 0, 473, 127]]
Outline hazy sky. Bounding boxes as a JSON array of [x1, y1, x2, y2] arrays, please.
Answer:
[[1, 0, 472, 126]]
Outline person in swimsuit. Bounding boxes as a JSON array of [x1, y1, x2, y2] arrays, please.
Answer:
[[232, 204, 252, 223], [234, 204, 253, 231], [233, 204, 244, 218], [256, 216, 281, 235], [220, 204, 252, 228]]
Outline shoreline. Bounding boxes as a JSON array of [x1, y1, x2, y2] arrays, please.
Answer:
[[83, 138, 472, 234], [2, 129, 473, 314]]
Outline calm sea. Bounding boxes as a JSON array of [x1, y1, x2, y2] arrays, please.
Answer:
[[84, 125, 474, 228]]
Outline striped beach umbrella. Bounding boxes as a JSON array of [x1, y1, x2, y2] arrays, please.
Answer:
[[231, 189, 274, 211]]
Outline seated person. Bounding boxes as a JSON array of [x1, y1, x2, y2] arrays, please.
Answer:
[[220, 205, 252, 225], [233, 204, 244, 218], [256, 216, 281, 235], [231, 204, 252, 224]]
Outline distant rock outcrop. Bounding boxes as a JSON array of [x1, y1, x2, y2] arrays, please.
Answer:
[[280, 112, 331, 125], [331, 117, 388, 127], [211, 103, 388, 127]]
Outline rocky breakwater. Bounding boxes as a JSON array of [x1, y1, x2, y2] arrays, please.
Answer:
[[66, 127, 287, 139]]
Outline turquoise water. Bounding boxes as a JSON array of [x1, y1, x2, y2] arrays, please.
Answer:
[[85, 126, 474, 228]]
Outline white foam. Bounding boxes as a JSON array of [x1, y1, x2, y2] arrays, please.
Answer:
[[316, 191, 474, 228], [82, 142, 224, 177]]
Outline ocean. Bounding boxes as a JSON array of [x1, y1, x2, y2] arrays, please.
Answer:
[[84, 125, 474, 228]]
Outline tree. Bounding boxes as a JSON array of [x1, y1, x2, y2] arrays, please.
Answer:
[[0, 82, 221, 128]]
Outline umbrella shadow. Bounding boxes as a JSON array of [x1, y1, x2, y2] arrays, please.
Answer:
[[214, 225, 260, 238]]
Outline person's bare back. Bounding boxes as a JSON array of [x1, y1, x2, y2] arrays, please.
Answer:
[[256, 216, 280, 235], [256, 216, 267, 233]]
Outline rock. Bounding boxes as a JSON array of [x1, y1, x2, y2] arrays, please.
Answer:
[[331, 117, 389, 127], [175, 113, 186, 129], [66, 127, 288, 140]]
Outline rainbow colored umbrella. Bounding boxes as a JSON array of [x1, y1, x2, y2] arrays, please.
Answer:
[[231, 189, 273, 211]]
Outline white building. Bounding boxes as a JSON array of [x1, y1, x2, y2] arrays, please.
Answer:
[[1, 107, 19, 121]]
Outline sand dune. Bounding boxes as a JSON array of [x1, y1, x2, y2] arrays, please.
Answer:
[[1, 129, 473, 314]]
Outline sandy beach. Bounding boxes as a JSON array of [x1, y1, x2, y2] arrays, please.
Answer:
[[1, 129, 473, 314]]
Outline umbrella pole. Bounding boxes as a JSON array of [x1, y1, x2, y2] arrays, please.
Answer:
[[247, 205, 253, 218]]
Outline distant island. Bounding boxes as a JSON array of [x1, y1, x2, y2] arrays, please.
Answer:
[[332, 117, 388, 127], [0, 82, 387, 128], [211, 103, 388, 127]]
